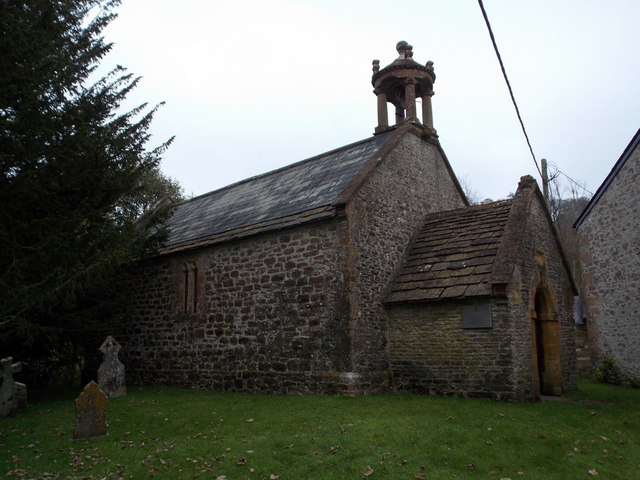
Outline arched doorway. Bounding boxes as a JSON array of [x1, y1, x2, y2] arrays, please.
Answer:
[[531, 286, 563, 396]]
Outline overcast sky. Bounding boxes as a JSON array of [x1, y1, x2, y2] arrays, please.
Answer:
[[103, 0, 640, 202]]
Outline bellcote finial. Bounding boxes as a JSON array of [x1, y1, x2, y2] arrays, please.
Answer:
[[396, 41, 413, 59]]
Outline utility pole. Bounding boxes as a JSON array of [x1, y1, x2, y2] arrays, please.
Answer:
[[541, 158, 549, 207]]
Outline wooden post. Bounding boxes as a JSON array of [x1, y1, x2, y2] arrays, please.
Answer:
[[541, 158, 549, 207]]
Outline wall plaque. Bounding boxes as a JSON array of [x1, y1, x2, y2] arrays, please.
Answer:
[[462, 303, 492, 329]]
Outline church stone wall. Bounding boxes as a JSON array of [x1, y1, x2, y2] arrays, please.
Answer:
[[578, 144, 640, 380], [388, 300, 518, 399], [345, 132, 466, 390], [122, 218, 356, 394]]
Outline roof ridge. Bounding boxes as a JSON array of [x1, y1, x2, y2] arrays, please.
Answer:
[[488, 178, 536, 285], [420, 199, 512, 225], [574, 126, 640, 228], [488, 175, 578, 294], [173, 133, 393, 207]]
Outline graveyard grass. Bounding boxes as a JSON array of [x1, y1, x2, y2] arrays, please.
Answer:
[[1, 381, 639, 480]]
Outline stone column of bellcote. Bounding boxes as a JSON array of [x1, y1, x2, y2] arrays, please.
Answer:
[[372, 41, 437, 139], [405, 78, 417, 122]]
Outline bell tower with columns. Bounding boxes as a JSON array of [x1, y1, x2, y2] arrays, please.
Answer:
[[372, 41, 437, 140]]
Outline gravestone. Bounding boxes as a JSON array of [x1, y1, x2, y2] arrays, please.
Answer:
[[97, 336, 126, 398], [0, 357, 27, 417], [73, 381, 107, 439]]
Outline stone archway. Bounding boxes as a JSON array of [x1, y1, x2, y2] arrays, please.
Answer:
[[530, 285, 563, 397]]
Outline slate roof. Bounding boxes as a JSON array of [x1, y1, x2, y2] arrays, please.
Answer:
[[574, 127, 640, 229], [159, 130, 395, 254], [386, 200, 513, 303]]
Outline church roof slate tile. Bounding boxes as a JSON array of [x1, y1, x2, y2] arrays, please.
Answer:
[[159, 130, 396, 254], [386, 199, 513, 303]]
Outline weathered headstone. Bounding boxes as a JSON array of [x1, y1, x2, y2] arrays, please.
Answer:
[[0, 357, 27, 417], [73, 381, 107, 439], [97, 336, 126, 398]]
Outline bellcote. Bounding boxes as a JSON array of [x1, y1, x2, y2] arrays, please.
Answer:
[[372, 41, 436, 138]]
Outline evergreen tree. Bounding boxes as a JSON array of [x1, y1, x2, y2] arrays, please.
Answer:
[[0, 0, 176, 385]]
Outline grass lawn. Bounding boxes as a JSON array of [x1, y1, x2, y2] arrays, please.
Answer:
[[1, 380, 638, 480]]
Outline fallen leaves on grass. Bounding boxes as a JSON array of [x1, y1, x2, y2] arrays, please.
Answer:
[[5, 470, 27, 479], [588, 469, 599, 476], [362, 465, 375, 477], [235, 457, 247, 465]]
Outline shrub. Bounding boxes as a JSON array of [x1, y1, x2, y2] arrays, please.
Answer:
[[592, 356, 624, 385]]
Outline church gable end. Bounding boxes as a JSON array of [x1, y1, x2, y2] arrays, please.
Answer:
[[343, 129, 467, 383], [385, 176, 577, 401]]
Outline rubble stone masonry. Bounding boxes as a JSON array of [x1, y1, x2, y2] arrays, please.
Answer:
[[388, 300, 517, 399], [346, 132, 466, 390], [121, 129, 576, 399], [578, 144, 640, 379], [387, 188, 577, 401], [122, 128, 466, 395], [123, 219, 354, 394], [514, 194, 578, 397]]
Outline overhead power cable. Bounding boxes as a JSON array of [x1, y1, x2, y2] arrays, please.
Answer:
[[546, 161, 595, 197], [557, 170, 593, 196], [477, 0, 543, 179]]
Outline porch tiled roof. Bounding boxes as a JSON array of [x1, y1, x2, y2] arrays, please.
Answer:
[[386, 200, 513, 303]]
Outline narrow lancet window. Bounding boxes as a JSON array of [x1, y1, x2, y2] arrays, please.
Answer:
[[183, 261, 198, 313]]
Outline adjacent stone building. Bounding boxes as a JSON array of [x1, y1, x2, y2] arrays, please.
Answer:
[[122, 42, 577, 400], [574, 128, 640, 381]]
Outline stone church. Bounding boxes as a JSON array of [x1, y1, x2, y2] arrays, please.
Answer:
[[123, 42, 577, 401]]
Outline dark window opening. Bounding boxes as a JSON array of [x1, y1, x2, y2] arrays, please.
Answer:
[[183, 261, 198, 313]]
